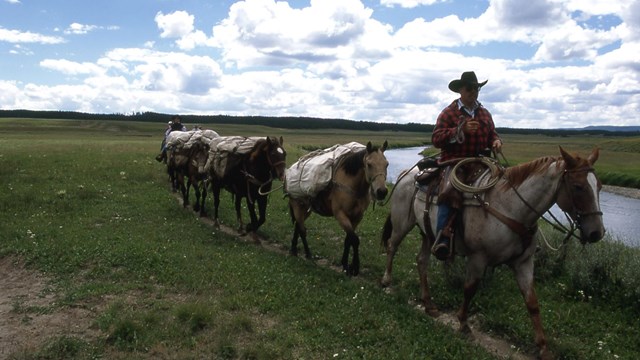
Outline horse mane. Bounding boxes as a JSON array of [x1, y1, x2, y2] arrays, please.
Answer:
[[500, 156, 559, 189], [341, 149, 366, 176]]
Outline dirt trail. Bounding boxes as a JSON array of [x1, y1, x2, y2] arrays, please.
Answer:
[[0, 257, 101, 359]]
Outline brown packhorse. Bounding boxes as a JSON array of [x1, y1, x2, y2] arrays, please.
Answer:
[[288, 141, 389, 276], [209, 136, 286, 241], [380, 147, 605, 359]]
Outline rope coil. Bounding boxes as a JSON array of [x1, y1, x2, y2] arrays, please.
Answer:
[[450, 157, 501, 193]]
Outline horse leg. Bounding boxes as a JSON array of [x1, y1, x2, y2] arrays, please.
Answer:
[[381, 214, 415, 287], [513, 258, 550, 359], [199, 180, 207, 217], [179, 173, 188, 207], [416, 231, 439, 316], [211, 182, 221, 228], [235, 195, 246, 235], [457, 256, 486, 334], [245, 198, 260, 243], [340, 231, 360, 276], [190, 176, 200, 212], [288, 201, 312, 258]]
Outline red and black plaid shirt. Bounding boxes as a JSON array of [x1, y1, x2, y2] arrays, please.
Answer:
[[431, 100, 500, 162]]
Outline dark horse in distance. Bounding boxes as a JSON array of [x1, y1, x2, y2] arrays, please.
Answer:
[[208, 136, 286, 241]]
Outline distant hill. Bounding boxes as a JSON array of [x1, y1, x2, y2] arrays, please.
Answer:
[[581, 125, 640, 132]]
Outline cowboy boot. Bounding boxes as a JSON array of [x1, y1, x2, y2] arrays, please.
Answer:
[[432, 227, 453, 261]]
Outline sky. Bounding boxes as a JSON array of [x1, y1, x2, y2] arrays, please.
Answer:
[[1, 0, 639, 129]]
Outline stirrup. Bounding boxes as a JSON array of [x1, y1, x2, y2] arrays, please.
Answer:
[[431, 231, 452, 261]]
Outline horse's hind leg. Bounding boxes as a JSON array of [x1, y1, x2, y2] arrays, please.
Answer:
[[416, 231, 439, 316], [211, 182, 221, 228], [235, 195, 246, 235], [381, 214, 415, 287], [288, 201, 312, 259]]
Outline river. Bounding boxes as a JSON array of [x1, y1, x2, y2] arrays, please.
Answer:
[[385, 146, 640, 247]]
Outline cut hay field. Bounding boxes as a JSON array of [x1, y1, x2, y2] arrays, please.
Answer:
[[1, 117, 639, 360]]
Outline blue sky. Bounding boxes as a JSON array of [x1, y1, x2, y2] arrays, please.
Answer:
[[1, 0, 638, 128]]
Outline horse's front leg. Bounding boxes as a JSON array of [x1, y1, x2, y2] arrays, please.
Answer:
[[457, 256, 486, 334], [341, 231, 360, 276], [190, 176, 200, 212], [198, 180, 207, 217], [334, 211, 359, 275], [514, 257, 550, 359], [245, 197, 261, 243], [178, 173, 188, 207], [416, 231, 439, 317]]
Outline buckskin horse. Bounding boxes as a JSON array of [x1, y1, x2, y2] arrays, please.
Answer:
[[209, 136, 286, 241], [288, 141, 389, 276], [380, 147, 604, 359]]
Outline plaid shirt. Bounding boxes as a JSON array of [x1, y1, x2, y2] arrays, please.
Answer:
[[431, 99, 500, 162]]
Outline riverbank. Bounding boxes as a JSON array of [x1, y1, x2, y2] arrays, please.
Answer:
[[603, 185, 640, 200]]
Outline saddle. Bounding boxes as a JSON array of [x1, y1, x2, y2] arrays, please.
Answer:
[[413, 157, 493, 258]]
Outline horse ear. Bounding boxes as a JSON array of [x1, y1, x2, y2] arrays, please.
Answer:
[[559, 146, 578, 168], [588, 147, 599, 165], [381, 140, 388, 152], [366, 141, 373, 152]]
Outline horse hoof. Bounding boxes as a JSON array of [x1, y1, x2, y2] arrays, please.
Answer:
[[425, 307, 440, 318]]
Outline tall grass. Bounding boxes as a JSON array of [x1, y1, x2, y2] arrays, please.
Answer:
[[1, 118, 639, 359]]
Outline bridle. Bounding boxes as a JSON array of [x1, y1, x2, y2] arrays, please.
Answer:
[[502, 164, 602, 244], [242, 144, 287, 198]]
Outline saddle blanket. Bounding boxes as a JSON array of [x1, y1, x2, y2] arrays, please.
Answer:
[[285, 142, 365, 199]]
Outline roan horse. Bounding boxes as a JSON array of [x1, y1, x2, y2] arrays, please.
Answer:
[[380, 147, 604, 359], [288, 141, 389, 276], [209, 136, 286, 241]]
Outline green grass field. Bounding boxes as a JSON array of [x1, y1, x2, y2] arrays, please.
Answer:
[[1, 118, 639, 359]]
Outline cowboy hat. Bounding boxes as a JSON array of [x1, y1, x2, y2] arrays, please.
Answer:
[[448, 71, 488, 92]]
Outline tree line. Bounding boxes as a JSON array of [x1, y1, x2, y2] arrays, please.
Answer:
[[1, 109, 637, 137]]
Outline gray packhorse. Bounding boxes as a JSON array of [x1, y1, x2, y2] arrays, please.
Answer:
[[381, 147, 604, 360]]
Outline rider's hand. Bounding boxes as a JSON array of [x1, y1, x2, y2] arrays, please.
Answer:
[[463, 120, 479, 134], [492, 139, 503, 153]]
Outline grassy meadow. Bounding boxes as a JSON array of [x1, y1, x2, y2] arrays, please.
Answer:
[[1, 117, 639, 359]]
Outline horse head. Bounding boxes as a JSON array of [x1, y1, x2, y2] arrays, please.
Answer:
[[364, 140, 389, 201], [556, 146, 605, 244], [251, 136, 287, 181]]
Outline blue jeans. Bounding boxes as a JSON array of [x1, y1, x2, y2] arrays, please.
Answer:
[[436, 203, 450, 234]]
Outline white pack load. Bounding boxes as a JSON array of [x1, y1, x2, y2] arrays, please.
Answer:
[[184, 129, 220, 149], [165, 130, 196, 151], [205, 136, 263, 179], [285, 142, 366, 198]]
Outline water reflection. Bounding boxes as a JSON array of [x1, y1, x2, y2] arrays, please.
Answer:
[[385, 146, 640, 247]]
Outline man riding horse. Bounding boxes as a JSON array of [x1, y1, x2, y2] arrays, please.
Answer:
[[430, 71, 503, 261]]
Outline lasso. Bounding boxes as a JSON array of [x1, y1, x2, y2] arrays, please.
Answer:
[[450, 157, 501, 193]]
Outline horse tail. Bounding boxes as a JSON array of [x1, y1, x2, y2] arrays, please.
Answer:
[[381, 214, 393, 248]]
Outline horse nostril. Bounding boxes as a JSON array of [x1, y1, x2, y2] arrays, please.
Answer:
[[589, 231, 603, 243], [376, 188, 388, 200]]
